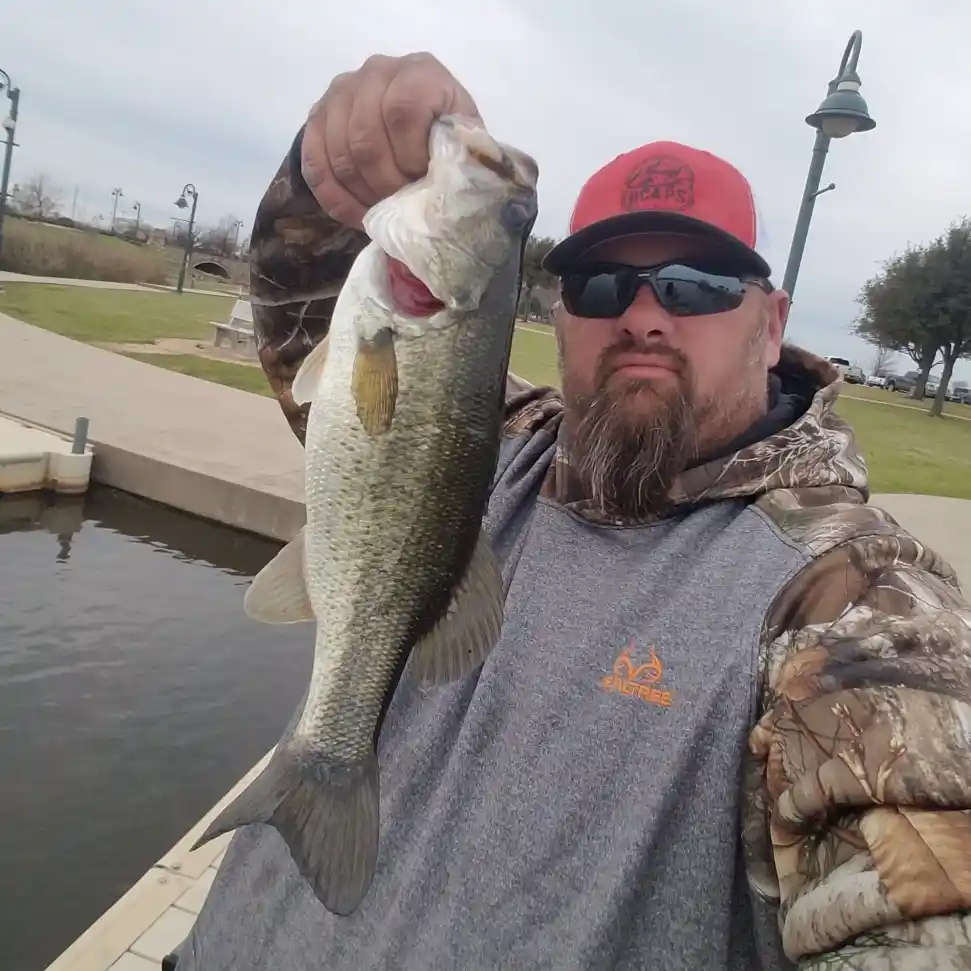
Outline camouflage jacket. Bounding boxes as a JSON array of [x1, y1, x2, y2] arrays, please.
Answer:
[[247, 132, 971, 969]]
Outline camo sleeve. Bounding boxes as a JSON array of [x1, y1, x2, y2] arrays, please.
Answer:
[[247, 125, 370, 444], [745, 494, 971, 969], [248, 127, 542, 445]]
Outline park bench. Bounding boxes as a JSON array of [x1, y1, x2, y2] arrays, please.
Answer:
[[211, 298, 256, 353]]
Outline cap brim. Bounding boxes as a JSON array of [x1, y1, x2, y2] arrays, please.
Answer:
[[542, 211, 771, 279]]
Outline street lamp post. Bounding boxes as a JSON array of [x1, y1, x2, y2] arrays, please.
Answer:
[[109, 187, 123, 235], [781, 30, 876, 302], [0, 69, 21, 267], [132, 201, 141, 237], [174, 183, 199, 294]]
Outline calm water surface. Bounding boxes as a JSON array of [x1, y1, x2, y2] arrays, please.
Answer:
[[0, 487, 311, 971]]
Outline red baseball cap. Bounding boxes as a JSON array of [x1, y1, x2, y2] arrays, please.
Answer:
[[543, 140, 771, 279]]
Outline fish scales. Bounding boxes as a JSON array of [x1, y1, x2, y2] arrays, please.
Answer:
[[299, 312, 514, 761], [190, 114, 539, 918]]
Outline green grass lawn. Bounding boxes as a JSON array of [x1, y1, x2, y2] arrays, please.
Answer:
[[834, 397, 971, 499], [0, 283, 233, 343], [124, 354, 274, 396], [510, 324, 561, 388]]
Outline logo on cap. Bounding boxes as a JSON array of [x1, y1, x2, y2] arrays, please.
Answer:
[[621, 154, 694, 214]]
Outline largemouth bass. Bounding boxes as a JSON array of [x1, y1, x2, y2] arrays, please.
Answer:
[[190, 115, 539, 916]]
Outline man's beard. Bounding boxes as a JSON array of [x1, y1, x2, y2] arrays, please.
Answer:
[[563, 340, 711, 521]]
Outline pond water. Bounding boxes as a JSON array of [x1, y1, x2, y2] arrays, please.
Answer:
[[0, 487, 310, 971]]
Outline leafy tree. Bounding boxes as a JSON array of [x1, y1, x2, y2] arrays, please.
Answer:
[[519, 235, 558, 320], [855, 246, 934, 398], [852, 228, 971, 411], [921, 219, 971, 415]]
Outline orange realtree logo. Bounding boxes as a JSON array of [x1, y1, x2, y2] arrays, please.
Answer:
[[600, 643, 674, 708]]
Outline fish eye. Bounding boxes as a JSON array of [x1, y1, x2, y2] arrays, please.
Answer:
[[500, 199, 535, 232]]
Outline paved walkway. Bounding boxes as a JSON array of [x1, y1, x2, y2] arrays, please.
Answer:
[[147, 284, 244, 297], [871, 493, 971, 590], [0, 272, 238, 298], [0, 272, 153, 291], [0, 312, 305, 541]]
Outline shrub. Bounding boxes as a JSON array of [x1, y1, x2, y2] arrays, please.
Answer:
[[0, 217, 169, 285]]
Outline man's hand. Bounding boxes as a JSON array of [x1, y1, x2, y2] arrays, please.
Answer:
[[301, 52, 482, 229]]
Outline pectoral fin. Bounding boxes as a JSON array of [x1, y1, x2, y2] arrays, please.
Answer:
[[408, 531, 505, 685], [243, 527, 314, 624], [352, 329, 398, 436], [291, 336, 330, 406]]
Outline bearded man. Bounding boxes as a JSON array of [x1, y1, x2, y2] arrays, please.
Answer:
[[166, 52, 971, 971]]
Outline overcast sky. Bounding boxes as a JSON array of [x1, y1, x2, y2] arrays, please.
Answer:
[[4, 0, 970, 381]]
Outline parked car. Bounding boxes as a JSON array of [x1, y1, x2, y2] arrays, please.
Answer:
[[865, 374, 887, 388], [947, 381, 971, 404], [884, 371, 950, 397], [885, 371, 919, 394]]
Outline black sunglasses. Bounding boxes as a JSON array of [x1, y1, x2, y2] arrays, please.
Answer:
[[560, 260, 772, 320]]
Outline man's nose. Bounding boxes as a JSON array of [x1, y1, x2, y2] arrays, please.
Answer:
[[617, 283, 675, 342]]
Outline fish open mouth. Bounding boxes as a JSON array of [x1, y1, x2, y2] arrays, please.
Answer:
[[385, 256, 446, 317]]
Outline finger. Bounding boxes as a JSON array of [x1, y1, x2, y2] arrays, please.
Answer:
[[321, 72, 379, 216], [301, 100, 368, 228], [382, 56, 483, 179], [345, 68, 410, 204], [443, 79, 482, 125]]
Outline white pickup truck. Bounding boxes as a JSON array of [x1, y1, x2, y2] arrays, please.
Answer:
[[827, 357, 866, 384]]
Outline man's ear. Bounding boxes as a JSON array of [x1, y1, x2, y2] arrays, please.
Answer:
[[765, 289, 790, 367], [773, 287, 791, 340]]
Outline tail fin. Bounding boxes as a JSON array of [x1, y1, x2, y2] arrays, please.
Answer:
[[192, 746, 380, 917]]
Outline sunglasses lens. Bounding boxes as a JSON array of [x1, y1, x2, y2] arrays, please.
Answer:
[[653, 264, 747, 316], [561, 262, 752, 319], [562, 267, 638, 318]]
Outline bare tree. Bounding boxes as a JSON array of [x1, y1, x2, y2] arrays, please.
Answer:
[[10, 172, 64, 219], [198, 213, 244, 258], [169, 218, 201, 249], [868, 343, 896, 376]]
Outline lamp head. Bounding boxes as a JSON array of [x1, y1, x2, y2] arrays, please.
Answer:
[[806, 70, 876, 138]]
